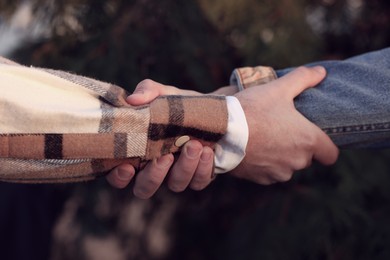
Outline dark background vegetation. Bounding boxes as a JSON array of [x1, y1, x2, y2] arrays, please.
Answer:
[[0, 0, 390, 259]]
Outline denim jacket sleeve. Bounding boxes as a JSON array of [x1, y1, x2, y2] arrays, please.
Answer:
[[230, 48, 390, 148]]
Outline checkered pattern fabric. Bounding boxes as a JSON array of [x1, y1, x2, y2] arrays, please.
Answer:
[[230, 66, 277, 90], [0, 57, 227, 183]]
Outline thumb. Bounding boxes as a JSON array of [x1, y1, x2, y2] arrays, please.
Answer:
[[275, 66, 327, 98], [127, 79, 179, 106]]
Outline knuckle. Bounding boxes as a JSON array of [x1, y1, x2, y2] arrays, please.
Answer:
[[275, 171, 293, 182], [133, 172, 164, 198], [168, 171, 192, 193], [196, 169, 211, 182], [175, 164, 195, 176], [112, 179, 127, 189], [138, 168, 165, 188], [305, 132, 317, 147], [190, 181, 207, 191], [177, 159, 198, 175], [257, 178, 276, 185], [190, 174, 211, 191], [169, 183, 186, 193], [133, 183, 153, 199], [293, 157, 310, 171], [280, 175, 292, 182], [168, 176, 189, 192], [147, 173, 164, 187], [133, 188, 152, 199], [136, 79, 155, 90], [251, 173, 275, 185]]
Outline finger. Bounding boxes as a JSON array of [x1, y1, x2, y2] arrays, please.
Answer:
[[312, 126, 339, 165], [189, 146, 214, 191], [106, 164, 135, 189], [275, 66, 327, 98], [127, 79, 179, 106], [133, 154, 174, 199], [167, 140, 203, 192]]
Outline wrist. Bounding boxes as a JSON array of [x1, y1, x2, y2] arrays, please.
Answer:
[[214, 96, 249, 174]]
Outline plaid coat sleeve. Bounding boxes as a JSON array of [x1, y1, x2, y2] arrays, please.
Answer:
[[0, 57, 228, 183]]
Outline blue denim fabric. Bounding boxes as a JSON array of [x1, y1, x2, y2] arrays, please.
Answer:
[[276, 48, 390, 148]]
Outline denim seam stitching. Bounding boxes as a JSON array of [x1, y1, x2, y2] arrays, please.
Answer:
[[324, 122, 390, 135]]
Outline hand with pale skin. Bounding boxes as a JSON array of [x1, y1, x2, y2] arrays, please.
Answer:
[[106, 80, 215, 199], [231, 66, 339, 184], [106, 66, 339, 197]]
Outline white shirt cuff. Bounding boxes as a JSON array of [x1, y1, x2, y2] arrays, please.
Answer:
[[214, 96, 248, 174]]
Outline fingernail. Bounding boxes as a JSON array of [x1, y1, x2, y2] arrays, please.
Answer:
[[313, 66, 325, 74], [157, 155, 173, 167], [200, 150, 212, 162], [186, 145, 201, 159], [117, 169, 132, 181]]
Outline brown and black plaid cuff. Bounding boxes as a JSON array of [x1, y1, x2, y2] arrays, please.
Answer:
[[230, 66, 277, 90], [146, 95, 228, 159]]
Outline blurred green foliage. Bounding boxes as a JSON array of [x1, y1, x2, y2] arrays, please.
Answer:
[[1, 0, 390, 259]]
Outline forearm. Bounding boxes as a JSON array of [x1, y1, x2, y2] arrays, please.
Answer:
[[0, 58, 228, 183], [230, 48, 390, 148]]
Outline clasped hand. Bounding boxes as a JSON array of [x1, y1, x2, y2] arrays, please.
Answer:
[[106, 66, 339, 198]]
